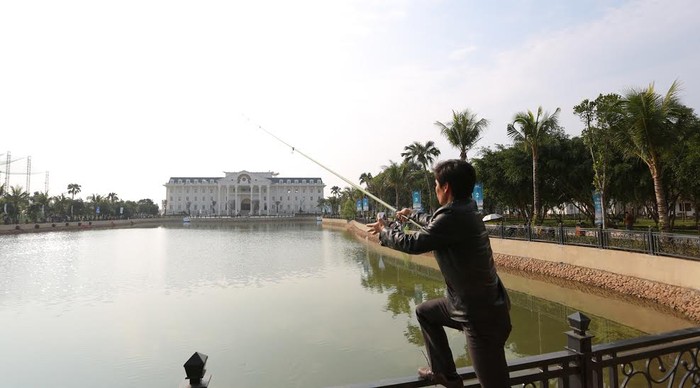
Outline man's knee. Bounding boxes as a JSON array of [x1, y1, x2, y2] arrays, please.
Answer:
[[415, 302, 428, 320]]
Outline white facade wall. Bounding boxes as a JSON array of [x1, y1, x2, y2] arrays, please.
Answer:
[[163, 171, 325, 216]]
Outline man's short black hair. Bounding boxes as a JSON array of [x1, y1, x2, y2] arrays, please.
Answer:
[[433, 159, 476, 200]]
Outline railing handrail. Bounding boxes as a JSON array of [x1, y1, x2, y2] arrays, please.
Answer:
[[485, 223, 700, 261]]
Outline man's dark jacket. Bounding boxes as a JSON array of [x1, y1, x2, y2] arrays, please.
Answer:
[[379, 199, 509, 321]]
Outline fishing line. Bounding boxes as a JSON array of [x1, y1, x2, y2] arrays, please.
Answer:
[[245, 115, 422, 229]]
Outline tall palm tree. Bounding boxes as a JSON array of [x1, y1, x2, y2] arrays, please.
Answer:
[[614, 81, 682, 232], [381, 160, 408, 211], [329, 185, 341, 215], [401, 141, 441, 211], [507, 106, 561, 223], [67, 183, 81, 200], [435, 109, 489, 161], [107, 192, 119, 203]]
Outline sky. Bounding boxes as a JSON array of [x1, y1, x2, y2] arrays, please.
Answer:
[[2, 0, 699, 206]]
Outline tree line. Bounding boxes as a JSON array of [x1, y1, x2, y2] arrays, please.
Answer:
[[0, 182, 160, 224], [320, 81, 700, 232]]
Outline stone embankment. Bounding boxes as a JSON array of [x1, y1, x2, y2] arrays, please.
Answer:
[[334, 218, 700, 323]]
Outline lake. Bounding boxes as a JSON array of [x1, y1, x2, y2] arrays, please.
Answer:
[[0, 221, 692, 387]]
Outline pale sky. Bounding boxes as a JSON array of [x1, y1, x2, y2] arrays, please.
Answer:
[[2, 0, 699, 205]]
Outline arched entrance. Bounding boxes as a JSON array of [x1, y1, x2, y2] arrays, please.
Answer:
[[241, 198, 251, 215]]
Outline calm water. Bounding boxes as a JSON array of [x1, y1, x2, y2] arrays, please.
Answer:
[[0, 222, 681, 387]]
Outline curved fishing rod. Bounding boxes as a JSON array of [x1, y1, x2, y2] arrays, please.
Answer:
[[249, 117, 423, 229]]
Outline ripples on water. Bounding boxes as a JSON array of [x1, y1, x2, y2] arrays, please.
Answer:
[[0, 222, 667, 387]]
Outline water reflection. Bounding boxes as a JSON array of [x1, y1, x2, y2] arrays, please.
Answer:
[[353, 245, 645, 367], [0, 223, 684, 387]]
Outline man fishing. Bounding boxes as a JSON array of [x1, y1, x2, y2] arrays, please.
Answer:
[[367, 159, 512, 388]]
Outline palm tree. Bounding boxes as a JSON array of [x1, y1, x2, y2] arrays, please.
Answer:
[[28, 191, 51, 222], [359, 173, 373, 189], [107, 192, 119, 203], [614, 81, 682, 232], [435, 109, 489, 161], [87, 194, 103, 219], [328, 185, 341, 215], [67, 183, 81, 200], [5, 186, 29, 223], [381, 160, 408, 210], [507, 106, 561, 223], [330, 186, 341, 197], [401, 141, 441, 211]]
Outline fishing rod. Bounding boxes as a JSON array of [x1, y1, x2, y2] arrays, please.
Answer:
[[248, 116, 422, 229]]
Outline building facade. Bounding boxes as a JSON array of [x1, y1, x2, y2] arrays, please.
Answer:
[[164, 171, 325, 216]]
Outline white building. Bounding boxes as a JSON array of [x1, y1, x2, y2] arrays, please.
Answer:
[[164, 171, 325, 216]]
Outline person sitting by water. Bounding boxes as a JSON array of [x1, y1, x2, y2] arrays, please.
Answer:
[[367, 159, 512, 388]]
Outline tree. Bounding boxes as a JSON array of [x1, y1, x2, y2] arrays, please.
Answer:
[[473, 145, 532, 218], [107, 192, 119, 203], [67, 183, 81, 199], [137, 199, 159, 216], [506, 106, 562, 223], [359, 173, 373, 188], [328, 186, 341, 215], [5, 186, 29, 223], [381, 160, 409, 211], [28, 191, 51, 222], [613, 81, 682, 232], [676, 116, 700, 228], [574, 94, 623, 228], [435, 109, 489, 161], [401, 141, 441, 211], [340, 199, 356, 220]]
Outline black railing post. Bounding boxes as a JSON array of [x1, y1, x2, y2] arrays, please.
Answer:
[[597, 224, 604, 249], [565, 312, 594, 388], [526, 222, 532, 241], [647, 227, 656, 255], [500, 218, 505, 239], [559, 223, 564, 245], [180, 352, 212, 388]]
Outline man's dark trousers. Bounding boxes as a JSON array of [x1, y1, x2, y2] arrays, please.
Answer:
[[416, 297, 512, 387]]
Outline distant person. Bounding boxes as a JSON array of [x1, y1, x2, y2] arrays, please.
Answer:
[[624, 211, 634, 230], [367, 159, 511, 388]]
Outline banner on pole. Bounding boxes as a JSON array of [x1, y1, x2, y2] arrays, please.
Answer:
[[362, 197, 369, 212], [472, 183, 484, 212], [412, 190, 422, 210], [593, 191, 603, 225]]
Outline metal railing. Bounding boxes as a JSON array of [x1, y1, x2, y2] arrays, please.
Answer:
[[177, 312, 700, 388], [486, 224, 700, 261]]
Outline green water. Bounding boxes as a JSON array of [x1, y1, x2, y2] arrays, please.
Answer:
[[0, 222, 683, 387]]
